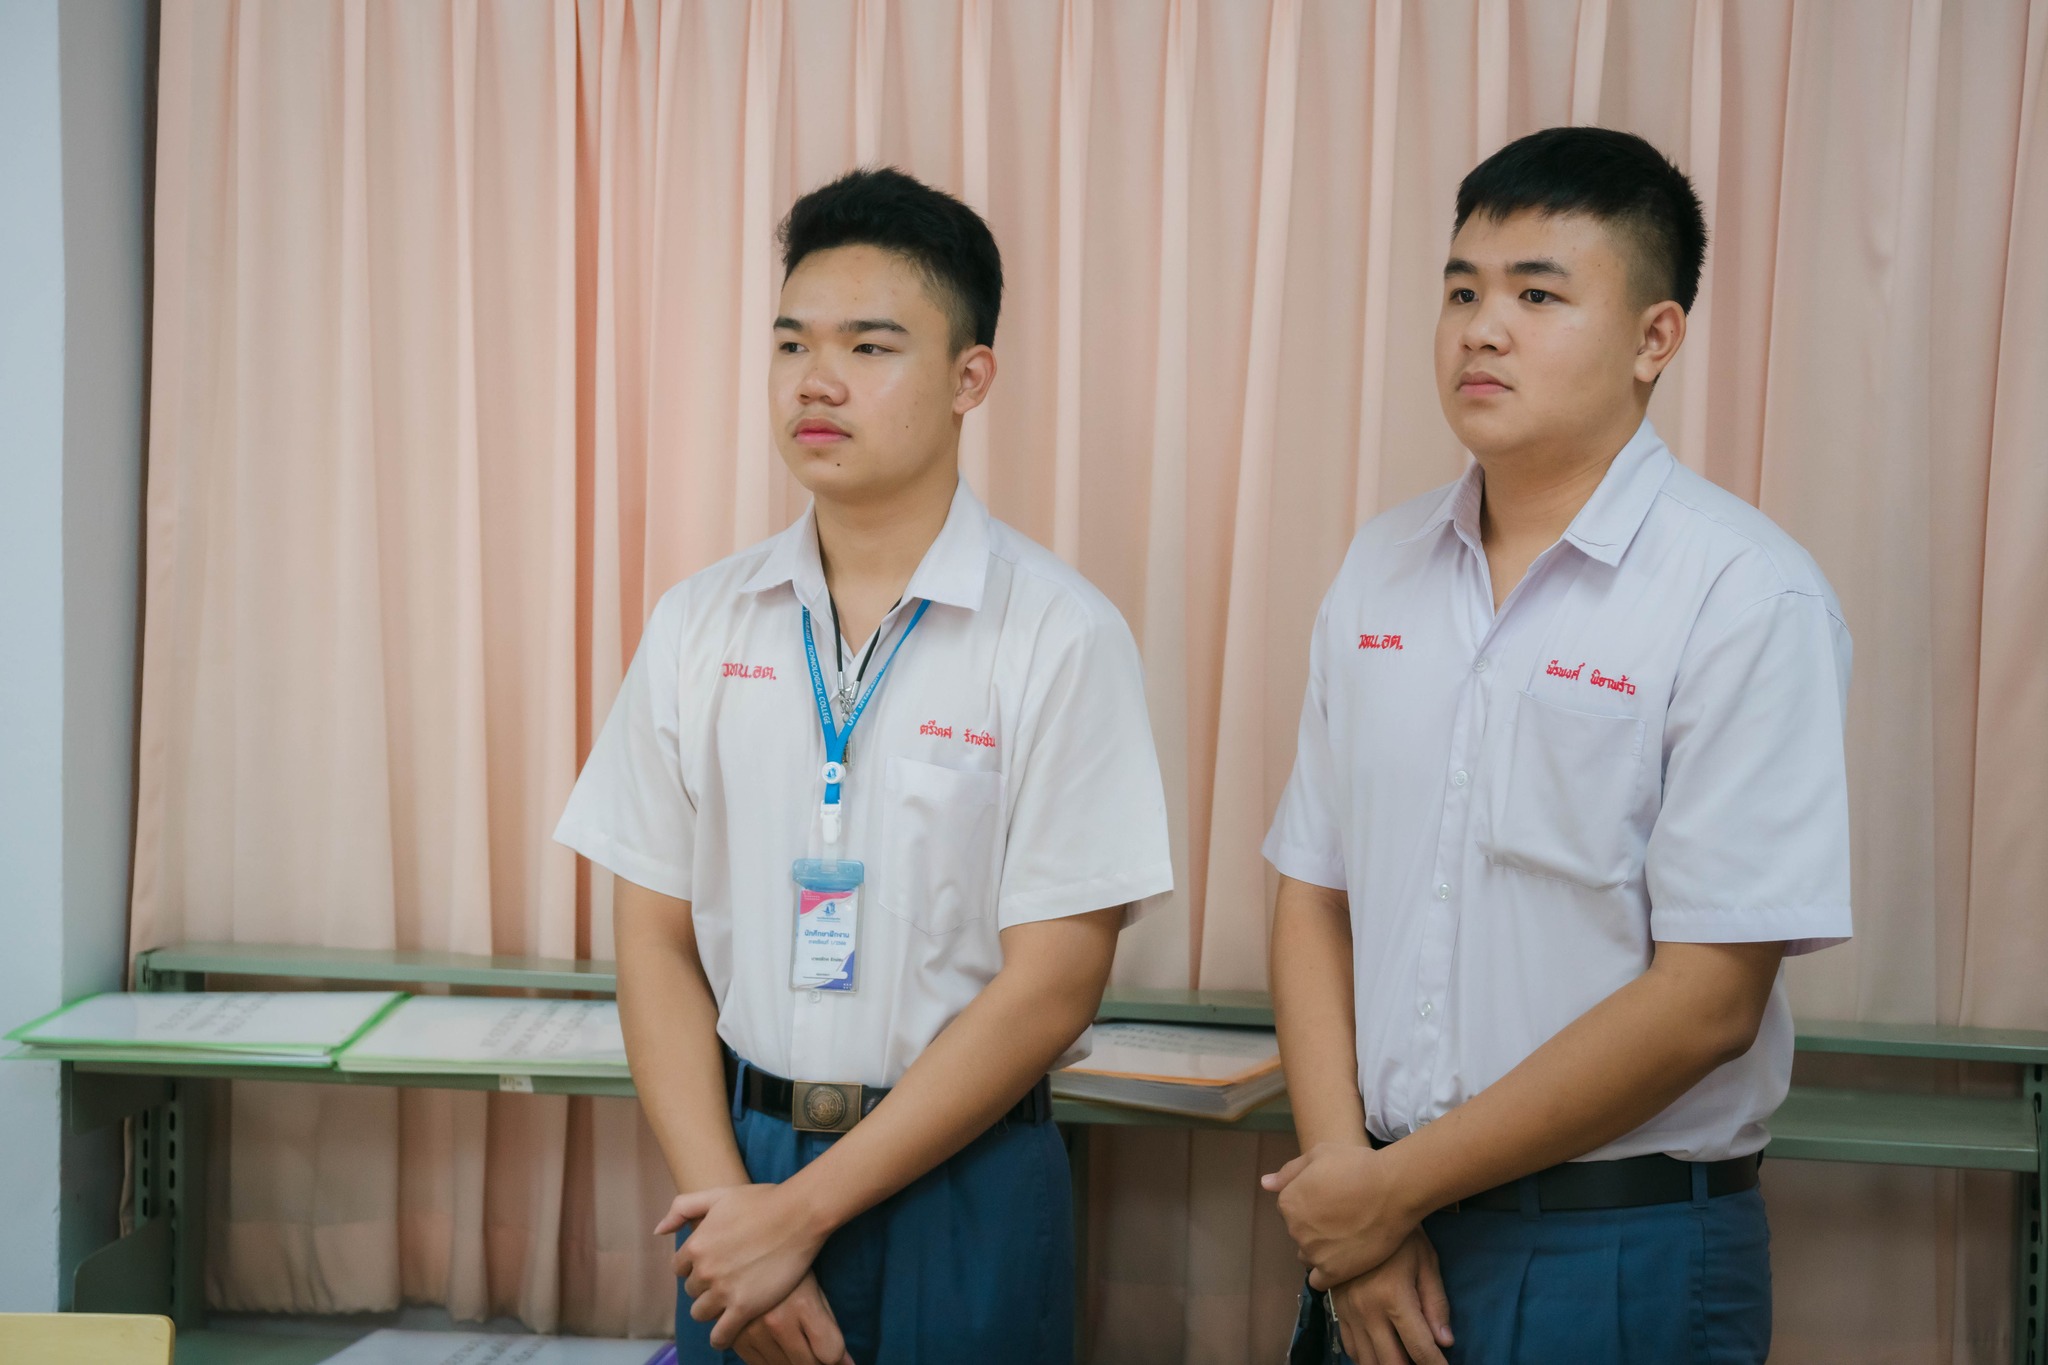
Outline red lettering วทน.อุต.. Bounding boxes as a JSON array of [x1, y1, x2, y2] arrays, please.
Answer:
[[720, 662, 777, 680], [1358, 634, 1404, 651]]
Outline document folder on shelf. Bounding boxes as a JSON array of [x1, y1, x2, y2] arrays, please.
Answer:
[[336, 996, 629, 1078], [1053, 1022, 1285, 1121], [5, 991, 404, 1068]]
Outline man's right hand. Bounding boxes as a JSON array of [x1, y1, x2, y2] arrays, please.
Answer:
[[731, 1271, 851, 1365], [1329, 1228, 1453, 1365]]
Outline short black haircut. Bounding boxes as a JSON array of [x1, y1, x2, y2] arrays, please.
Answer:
[[1454, 127, 1708, 312], [778, 167, 1004, 353]]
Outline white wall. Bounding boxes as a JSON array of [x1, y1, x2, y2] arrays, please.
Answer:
[[0, 0, 154, 1311]]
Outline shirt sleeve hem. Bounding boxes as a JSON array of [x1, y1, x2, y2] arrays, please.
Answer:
[[997, 863, 1176, 930], [1650, 903, 1851, 957], [1262, 837, 1347, 892], [552, 821, 694, 902]]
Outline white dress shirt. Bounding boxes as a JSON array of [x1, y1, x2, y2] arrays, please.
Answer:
[[1264, 421, 1852, 1162], [556, 480, 1174, 1088]]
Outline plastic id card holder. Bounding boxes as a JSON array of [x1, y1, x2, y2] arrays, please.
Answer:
[[791, 858, 864, 992]]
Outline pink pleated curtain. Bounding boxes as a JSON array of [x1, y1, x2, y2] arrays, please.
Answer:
[[133, 1, 2047, 1359]]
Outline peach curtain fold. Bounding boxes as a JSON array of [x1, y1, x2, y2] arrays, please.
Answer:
[[1196, 0, 1299, 996], [1050, 0, 1090, 564], [1672, 0, 1720, 474], [135, 1, 2048, 1357], [1129, 0, 1195, 998], [955, 0, 994, 498], [1351, 0, 1403, 522]]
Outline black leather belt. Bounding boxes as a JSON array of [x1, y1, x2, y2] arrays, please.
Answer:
[[724, 1051, 1052, 1135], [1369, 1132, 1760, 1214]]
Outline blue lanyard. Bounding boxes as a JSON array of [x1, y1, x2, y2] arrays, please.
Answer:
[[802, 598, 932, 811]]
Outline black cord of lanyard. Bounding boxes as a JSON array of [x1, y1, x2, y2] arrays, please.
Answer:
[[828, 593, 899, 702]]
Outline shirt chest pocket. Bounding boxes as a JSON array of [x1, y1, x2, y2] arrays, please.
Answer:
[[1479, 690, 1647, 891], [879, 756, 1004, 936]]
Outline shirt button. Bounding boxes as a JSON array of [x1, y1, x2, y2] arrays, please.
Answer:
[[1473, 658, 1490, 673], [807, 990, 823, 1004], [1419, 1000, 1435, 1018], [1451, 769, 1469, 788], [1435, 883, 1451, 900]]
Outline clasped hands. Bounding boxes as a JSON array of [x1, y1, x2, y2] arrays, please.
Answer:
[[659, 1144, 1439, 1363], [1264, 1143, 1456, 1364], [656, 1182, 854, 1365]]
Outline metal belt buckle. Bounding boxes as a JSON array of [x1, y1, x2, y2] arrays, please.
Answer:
[[791, 1080, 863, 1133]]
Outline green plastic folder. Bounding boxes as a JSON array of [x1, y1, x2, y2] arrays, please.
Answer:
[[6, 991, 405, 1068]]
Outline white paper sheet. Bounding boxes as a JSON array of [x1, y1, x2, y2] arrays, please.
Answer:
[[338, 997, 628, 1073], [318, 1329, 659, 1365], [1059, 1022, 1281, 1086]]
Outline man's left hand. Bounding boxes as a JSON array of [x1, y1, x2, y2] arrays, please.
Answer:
[[1263, 1143, 1421, 1290], [660, 1183, 829, 1349]]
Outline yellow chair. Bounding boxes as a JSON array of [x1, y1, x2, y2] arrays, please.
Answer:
[[0, 1313, 173, 1365]]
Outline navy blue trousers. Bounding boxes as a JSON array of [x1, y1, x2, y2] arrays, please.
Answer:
[[675, 1091, 1074, 1365], [1298, 1185, 1771, 1364]]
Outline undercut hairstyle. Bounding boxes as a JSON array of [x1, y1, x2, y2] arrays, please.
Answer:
[[778, 167, 1004, 353], [1454, 127, 1708, 312]]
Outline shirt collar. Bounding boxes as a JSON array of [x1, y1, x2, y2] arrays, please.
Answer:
[[1395, 458, 1486, 552], [1560, 419, 1674, 566], [739, 478, 992, 612], [1393, 418, 1673, 567], [902, 479, 993, 610]]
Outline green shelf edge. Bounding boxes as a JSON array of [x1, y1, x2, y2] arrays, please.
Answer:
[[139, 944, 617, 994], [1052, 1093, 1297, 1133], [1790, 1017, 2048, 1065], [128, 947, 2048, 1067], [72, 1064, 2038, 1169], [107, 947, 2047, 1172], [1767, 1087, 2039, 1171], [74, 1059, 639, 1100]]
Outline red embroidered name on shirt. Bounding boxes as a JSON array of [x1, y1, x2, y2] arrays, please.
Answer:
[[1547, 659, 1637, 696], [1358, 634, 1404, 650], [921, 719, 998, 752], [1588, 668, 1637, 696], [720, 662, 777, 680]]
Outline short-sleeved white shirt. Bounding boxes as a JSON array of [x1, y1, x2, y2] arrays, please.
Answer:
[[1264, 421, 1852, 1163], [556, 480, 1174, 1087]]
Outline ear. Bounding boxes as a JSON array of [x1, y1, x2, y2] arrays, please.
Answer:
[[953, 344, 997, 416], [1634, 300, 1687, 385]]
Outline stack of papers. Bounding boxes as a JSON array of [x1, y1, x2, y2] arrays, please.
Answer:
[[5, 992, 404, 1068], [337, 997, 630, 1078], [1053, 1022, 1286, 1121], [318, 1330, 661, 1364]]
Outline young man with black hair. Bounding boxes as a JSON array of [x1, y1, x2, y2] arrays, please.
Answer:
[[556, 168, 1172, 1365], [1263, 127, 1852, 1364]]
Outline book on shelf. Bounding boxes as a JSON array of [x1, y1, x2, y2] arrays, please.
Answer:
[[337, 996, 629, 1077], [1052, 1022, 1286, 1121], [4, 991, 404, 1068]]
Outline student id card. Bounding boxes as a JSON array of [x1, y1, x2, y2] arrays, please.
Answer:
[[791, 858, 863, 992]]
